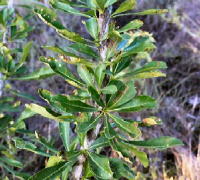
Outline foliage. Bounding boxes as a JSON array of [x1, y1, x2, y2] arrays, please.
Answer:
[[0, 0, 183, 179], [0, 2, 52, 179], [16, 0, 182, 179]]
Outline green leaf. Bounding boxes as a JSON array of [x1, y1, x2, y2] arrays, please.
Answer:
[[88, 86, 105, 107], [39, 89, 98, 113], [89, 135, 109, 150], [16, 41, 32, 69], [121, 61, 167, 79], [88, 152, 113, 179], [13, 66, 55, 80], [104, 116, 116, 139], [69, 43, 98, 58], [106, 80, 126, 106], [114, 140, 149, 167], [125, 61, 167, 75], [124, 136, 184, 149], [118, 20, 143, 33], [86, 0, 97, 9], [35, 6, 86, 43], [50, 0, 90, 17], [43, 46, 79, 58], [36, 135, 59, 154], [77, 114, 102, 134], [0, 157, 23, 168], [113, 9, 168, 17], [109, 114, 141, 137], [28, 161, 74, 180], [101, 85, 117, 94], [108, 95, 156, 112], [26, 103, 74, 122], [85, 18, 99, 40], [110, 158, 135, 179], [40, 57, 84, 88], [129, 146, 149, 167], [59, 122, 70, 151], [95, 63, 106, 87], [108, 80, 136, 108], [133, 9, 168, 16], [0, 115, 13, 132], [113, 0, 136, 15], [10, 89, 37, 102], [126, 71, 166, 79], [77, 65, 94, 86], [0, 102, 20, 113], [95, 0, 106, 9], [0, 162, 30, 179], [16, 107, 36, 123], [13, 138, 51, 157], [122, 36, 155, 57], [104, 0, 118, 8]]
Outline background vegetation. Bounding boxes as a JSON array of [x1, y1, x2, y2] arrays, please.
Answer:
[[0, 0, 199, 179]]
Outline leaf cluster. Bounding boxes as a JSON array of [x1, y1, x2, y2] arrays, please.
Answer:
[[0, 0, 183, 179]]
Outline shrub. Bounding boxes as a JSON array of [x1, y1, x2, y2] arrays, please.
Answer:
[[2, 0, 183, 179]]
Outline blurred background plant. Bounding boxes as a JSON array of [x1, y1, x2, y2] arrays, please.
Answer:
[[0, 0, 199, 179]]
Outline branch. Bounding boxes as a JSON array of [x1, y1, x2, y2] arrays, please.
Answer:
[[99, 6, 113, 61], [72, 7, 113, 180]]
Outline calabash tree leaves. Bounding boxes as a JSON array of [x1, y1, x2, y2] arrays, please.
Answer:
[[113, 8, 168, 17], [40, 57, 85, 88], [26, 103, 74, 122], [101, 85, 118, 95], [113, 139, 149, 167], [126, 61, 167, 75], [122, 36, 156, 57], [13, 66, 55, 80], [0, 157, 23, 168], [15, 1, 183, 179], [39, 89, 98, 113], [112, 0, 136, 15], [77, 114, 102, 133], [121, 61, 167, 79], [108, 80, 136, 108], [50, 0, 91, 17], [69, 43, 98, 58], [13, 138, 52, 157], [108, 113, 141, 137], [77, 64, 94, 86], [59, 122, 70, 151], [85, 18, 99, 40], [89, 135, 110, 150], [109, 158, 135, 179], [95, 63, 106, 87], [88, 152, 113, 179], [133, 9, 168, 16], [16, 41, 32, 70], [124, 136, 184, 149], [88, 86, 105, 107], [28, 161, 75, 180], [34, 6, 86, 43], [118, 20, 143, 33], [108, 95, 156, 112]]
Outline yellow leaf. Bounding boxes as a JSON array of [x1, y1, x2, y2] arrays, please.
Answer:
[[142, 117, 160, 126], [46, 156, 63, 168]]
